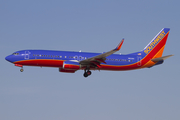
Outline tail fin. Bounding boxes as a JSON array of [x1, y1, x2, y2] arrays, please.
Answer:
[[142, 28, 170, 58]]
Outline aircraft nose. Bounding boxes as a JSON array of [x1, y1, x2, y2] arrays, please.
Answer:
[[5, 55, 13, 62]]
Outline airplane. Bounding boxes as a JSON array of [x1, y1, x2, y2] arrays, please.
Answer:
[[5, 28, 173, 77]]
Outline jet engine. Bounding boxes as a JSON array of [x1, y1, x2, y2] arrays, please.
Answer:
[[59, 61, 81, 73]]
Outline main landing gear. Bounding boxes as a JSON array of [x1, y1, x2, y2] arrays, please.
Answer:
[[83, 69, 92, 77]]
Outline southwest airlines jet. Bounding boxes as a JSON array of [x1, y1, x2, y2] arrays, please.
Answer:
[[5, 28, 173, 77]]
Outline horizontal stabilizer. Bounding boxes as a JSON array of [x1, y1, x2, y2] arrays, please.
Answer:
[[151, 54, 174, 62]]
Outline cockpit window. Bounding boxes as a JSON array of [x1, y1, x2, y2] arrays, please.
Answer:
[[12, 53, 19, 55]]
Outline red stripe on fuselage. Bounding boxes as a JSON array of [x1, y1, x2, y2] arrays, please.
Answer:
[[14, 59, 64, 67]]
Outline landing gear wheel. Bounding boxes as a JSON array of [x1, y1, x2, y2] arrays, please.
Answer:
[[83, 70, 92, 77], [83, 72, 88, 77], [20, 68, 24, 72]]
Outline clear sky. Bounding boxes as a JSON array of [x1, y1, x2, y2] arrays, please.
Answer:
[[0, 0, 179, 120]]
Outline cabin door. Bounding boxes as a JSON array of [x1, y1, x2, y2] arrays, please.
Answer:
[[137, 57, 142, 66], [25, 51, 30, 59]]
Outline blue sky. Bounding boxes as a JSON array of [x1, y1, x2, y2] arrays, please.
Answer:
[[0, 0, 179, 120]]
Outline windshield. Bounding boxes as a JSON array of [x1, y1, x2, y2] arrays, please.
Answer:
[[12, 53, 19, 55]]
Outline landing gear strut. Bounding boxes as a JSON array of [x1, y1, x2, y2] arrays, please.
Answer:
[[83, 69, 92, 77], [15, 64, 24, 72]]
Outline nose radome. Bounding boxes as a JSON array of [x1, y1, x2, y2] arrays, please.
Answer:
[[5, 55, 12, 62], [5, 56, 9, 61]]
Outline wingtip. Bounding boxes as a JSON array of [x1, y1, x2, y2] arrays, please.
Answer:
[[122, 38, 124, 42], [114, 39, 124, 51]]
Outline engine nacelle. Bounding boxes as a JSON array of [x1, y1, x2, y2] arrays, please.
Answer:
[[59, 69, 76, 73], [63, 61, 80, 70]]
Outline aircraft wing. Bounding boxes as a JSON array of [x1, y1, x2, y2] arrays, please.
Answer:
[[79, 39, 124, 68]]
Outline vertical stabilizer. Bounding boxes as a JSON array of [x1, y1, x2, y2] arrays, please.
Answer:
[[143, 28, 170, 58]]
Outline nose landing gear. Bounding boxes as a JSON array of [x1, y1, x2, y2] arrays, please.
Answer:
[[14, 64, 24, 72], [20, 68, 24, 72]]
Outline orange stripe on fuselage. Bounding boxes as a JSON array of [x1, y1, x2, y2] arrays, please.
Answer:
[[141, 45, 165, 68]]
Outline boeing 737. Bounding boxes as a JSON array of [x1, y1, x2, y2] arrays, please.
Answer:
[[5, 28, 173, 77]]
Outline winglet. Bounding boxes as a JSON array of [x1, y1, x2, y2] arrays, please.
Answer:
[[114, 39, 124, 51]]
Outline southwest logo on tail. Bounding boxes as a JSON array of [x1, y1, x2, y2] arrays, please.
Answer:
[[144, 29, 166, 54], [5, 28, 173, 77]]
